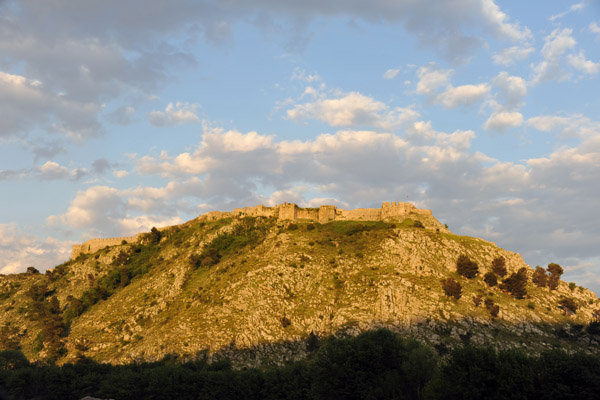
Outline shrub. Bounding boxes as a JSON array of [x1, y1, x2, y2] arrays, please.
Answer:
[[532, 266, 548, 287], [500, 267, 528, 299], [483, 272, 498, 287], [26, 266, 40, 274], [280, 316, 291, 328], [559, 297, 578, 315], [491, 256, 507, 277], [442, 278, 462, 300], [569, 282, 576, 291], [456, 255, 479, 279], [413, 220, 424, 228], [484, 298, 499, 317], [472, 295, 482, 307]]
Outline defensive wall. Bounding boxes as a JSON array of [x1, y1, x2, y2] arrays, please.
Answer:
[[71, 201, 433, 260], [228, 201, 432, 223], [71, 234, 143, 260]]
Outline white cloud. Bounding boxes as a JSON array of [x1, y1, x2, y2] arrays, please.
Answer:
[[541, 28, 577, 60], [148, 102, 201, 126], [590, 22, 600, 34], [286, 90, 420, 130], [549, 2, 585, 22], [416, 64, 451, 96], [383, 68, 400, 80], [0, 224, 72, 274], [480, 0, 532, 42], [490, 72, 527, 111], [531, 28, 577, 84], [527, 114, 600, 138], [492, 45, 535, 66], [38, 161, 70, 180], [568, 51, 600, 75], [484, 111, 524, 131], [437, 84, 491, 109], [113, 169, 129, 178], [291, 68, 320, 82], [416, 63, 490, 108]]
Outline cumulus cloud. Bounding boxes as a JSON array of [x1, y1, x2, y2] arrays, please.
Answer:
[[568, 51, 600, 75], [0, 224, 72, 274], [148, 102, 201, 126], [416, 63, 490, 108], [492, 45, 535, 66], [591, 22, 600, 34], [484, 111, 524, 131], [437, 84, 491, 109], [492, 72, 527, 109], [286, 91, 420, 130], [37, 161, 70, 180], [527, 114, 600, 138], [531, 28, 577, 84]]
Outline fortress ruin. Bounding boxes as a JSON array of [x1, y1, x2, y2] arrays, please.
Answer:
[[72, 201, 432, 260], [208, 201, 432, 223]]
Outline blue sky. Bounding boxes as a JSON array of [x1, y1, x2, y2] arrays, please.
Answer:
[[1, 0, 600, 293]]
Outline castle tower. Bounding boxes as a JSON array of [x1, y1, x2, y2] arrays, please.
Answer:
[[318, 205, 337, 223], [278, 203, 298, 221]]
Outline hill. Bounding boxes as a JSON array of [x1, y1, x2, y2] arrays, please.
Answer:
[[1, 202, 599, 366]]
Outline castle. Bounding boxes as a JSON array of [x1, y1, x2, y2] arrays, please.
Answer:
[[71, 201, 431, 259]]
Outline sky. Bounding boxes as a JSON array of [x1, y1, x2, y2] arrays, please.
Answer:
[[1, 0, 600, 293]]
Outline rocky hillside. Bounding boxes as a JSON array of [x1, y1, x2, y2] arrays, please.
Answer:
[[1, 208, 599, 366]]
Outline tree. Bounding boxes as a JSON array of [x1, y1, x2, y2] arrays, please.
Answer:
[[150, 227, 162, 245], [500, 267, 528, 299], [532, 266, 548, 287], [483, 272, 498, 287], [547, 263, 563, 290], [26, 266, 40, 274], [491, 256, 507, 277], [442, 278, 462, 300], [456, 255, 478, 279]]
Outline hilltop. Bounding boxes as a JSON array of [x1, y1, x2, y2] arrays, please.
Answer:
[[1, 202, 599, 366]]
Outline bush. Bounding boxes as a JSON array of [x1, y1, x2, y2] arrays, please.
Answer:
[[491, 256, 507, 277], [442, 278, 462, 300], [483, 272, 498, 287], [456, 255, 478, 279], [500, 267, 528, 299], [26, 266, 40, 274], [472, 295, 482, 307], [559, 297, 578, 315], [413, 220, 424, 228], [532, 266, 548, 287]]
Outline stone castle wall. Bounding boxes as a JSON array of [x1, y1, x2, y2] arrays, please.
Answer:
[[72, 201, 433, 260], [71, 234, 142, 260]]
